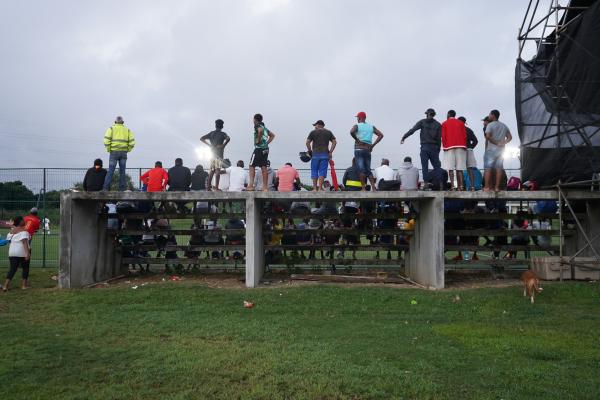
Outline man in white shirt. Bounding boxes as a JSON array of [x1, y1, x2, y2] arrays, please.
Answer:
[[373, 159, 398, 190], [226, 160, 249, 192]]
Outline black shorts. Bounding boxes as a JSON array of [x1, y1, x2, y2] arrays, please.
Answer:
[[250, 148, 269, 168]]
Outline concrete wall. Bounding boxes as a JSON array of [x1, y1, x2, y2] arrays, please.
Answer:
[[59, 194, 122, 288], [59, 190, 600, 289]]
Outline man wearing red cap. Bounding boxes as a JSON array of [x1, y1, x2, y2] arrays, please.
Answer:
[[350, 111, 384, 191]]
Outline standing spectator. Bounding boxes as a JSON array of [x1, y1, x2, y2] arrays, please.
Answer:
[[401, 108, 442, 183], [167, 158, 191, 191], [275, 163, 300, 192], [247, 113, 276, 192], [254, 160, 275, 191], [3, 216, 30, 291], [482, 116, 490, 140], [140, 161, 169, 192], [441, 110, 467, 190], [190, 165, 208, 191], [200, 119, 230, 191], [484, 109, 513, 192], [398, 156, 419, 190], [83, 159, 107, 192], [458, 116, 479, 191], [21, 207, 40, 273], [350, 111, 384, 191], [227, 160, 249, 192], [306, 120, 337, 191], [43, 217, 50, 235], [374, 159, 399, 190], [103, 116, 135, 191]]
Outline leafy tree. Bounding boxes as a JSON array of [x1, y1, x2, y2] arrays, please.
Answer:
[[0, 181, 36, 210]]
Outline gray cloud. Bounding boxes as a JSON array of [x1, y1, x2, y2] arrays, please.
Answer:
[[0, 0, 524, 171]]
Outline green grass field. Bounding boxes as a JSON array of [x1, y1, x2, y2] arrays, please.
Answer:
[[1, 268, 600, 399]]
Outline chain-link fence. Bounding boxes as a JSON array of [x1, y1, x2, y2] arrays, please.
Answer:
[[0, 167, 521, 267]]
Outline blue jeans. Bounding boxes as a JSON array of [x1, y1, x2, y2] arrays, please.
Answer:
[[103, 151, 128, 190], [310, 152, 329, 179], [354, 148, 373, 177], [420, 144, 441, 182]]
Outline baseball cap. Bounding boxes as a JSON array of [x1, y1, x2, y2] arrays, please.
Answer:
[[115, 116, 124, 124], [312, 120, 325, 126], [355, 111, 367, 119], [458, 116, 467, 123], [30, 207, 38, 214], [425, 108, 436, 115], [482, 116, 490, 122]]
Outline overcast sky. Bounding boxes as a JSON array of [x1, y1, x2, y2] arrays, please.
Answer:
[[0, 0, 528, 171]]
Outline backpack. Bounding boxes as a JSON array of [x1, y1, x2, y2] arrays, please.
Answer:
[[507, 177, 521, 191]]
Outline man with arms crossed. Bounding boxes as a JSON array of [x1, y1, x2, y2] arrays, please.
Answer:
[[484, 109, 512, 192], [200, 119, 230, 191]]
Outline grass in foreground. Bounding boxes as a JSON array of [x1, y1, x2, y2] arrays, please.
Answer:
[[1, 268, 600, 399]]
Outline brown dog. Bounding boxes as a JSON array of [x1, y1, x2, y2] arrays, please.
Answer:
[[521, 270, 543, 304]]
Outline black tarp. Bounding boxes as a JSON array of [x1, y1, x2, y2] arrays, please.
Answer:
[[516, 0, 600, 187]]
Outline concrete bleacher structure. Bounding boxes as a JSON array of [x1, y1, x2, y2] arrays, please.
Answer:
[[59, 190, 600, 289]]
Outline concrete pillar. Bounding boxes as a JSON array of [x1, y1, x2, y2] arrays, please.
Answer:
[[407, 196, 444, 289], [59, 194, 122, 288], [245, 196, 264, 287], [585, 200, 600, 257]]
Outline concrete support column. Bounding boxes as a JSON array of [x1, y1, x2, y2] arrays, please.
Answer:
[[245, 196, 264, 287], [585, 200, 600, 257], [59, 194, 122, 288], [407, 196, 444, 289]]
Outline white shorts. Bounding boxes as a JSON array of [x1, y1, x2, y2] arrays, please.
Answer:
[[466, 149, 477, 168], [443, 148, 467, 170]]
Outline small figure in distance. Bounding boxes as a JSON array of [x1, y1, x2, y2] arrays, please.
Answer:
[[247, 113, 276, 192], [350, 111, 384, 191], [200, 119, 230, 191]]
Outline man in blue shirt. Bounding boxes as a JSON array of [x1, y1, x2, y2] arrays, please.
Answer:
[[350, 111, 384, 191]]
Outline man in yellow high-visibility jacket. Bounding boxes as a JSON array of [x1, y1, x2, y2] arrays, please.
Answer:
[[102, 116, 135, 191]]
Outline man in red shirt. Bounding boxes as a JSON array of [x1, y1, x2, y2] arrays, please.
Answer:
[[441, 110, 467, 190], [275, 163, 300, 192], [140, 161, 169, 192], [23, 208, 41, 238]]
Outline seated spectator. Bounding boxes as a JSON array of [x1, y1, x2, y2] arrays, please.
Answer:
[[506, 211, 529, 259], [397, 157, 419, 190], [190, 165, 208, 191], [203, 218, 224, 259], [462, 168, 483, 191], [374, 159, 399, 190], [83, 159, 107, 192], [342, 158, 363, 191], [227, 160, 249, 192], [254, 160, 275, 191], [167, 158, 191, 191], [275, 163, 300, 192], [140, 161, 169, 192]]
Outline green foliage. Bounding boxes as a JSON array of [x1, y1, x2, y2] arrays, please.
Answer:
[[0, 181, 36, 209], [1, 271, 600, 400]]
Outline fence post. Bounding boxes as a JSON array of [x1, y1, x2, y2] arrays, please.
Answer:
[[42, 168, 47, 268], [139, 168, 142, 190]]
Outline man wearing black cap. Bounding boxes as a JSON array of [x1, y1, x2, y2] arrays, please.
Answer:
[[401, 108, 442, 182], [200, 119, 230, 191], [83, 159, 107, 191], [306, 120, 337, 191]]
